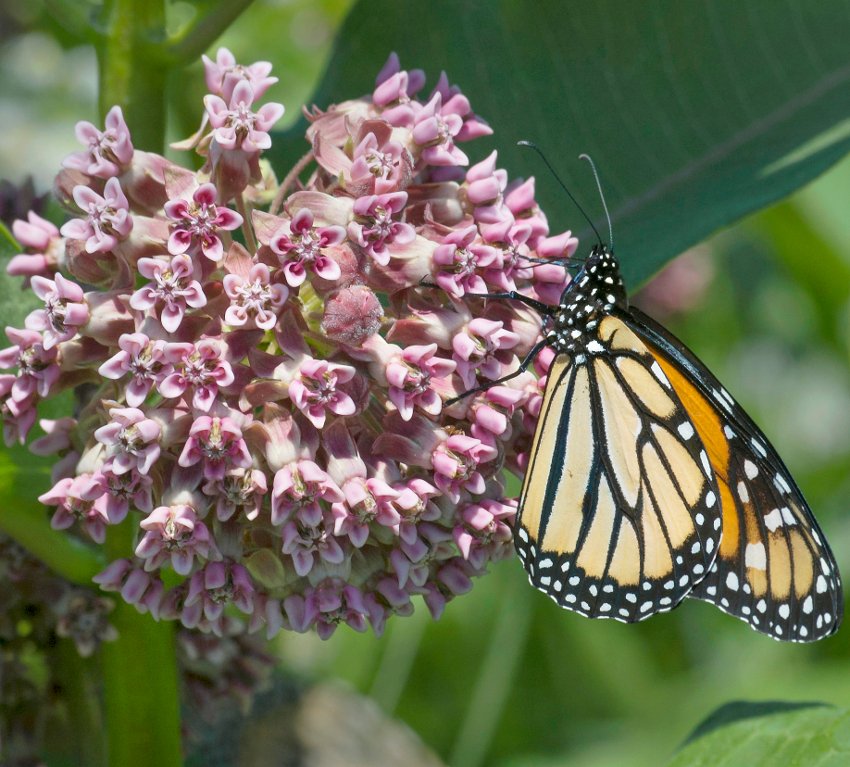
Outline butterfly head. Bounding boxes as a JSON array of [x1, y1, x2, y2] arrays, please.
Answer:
[[548, 245, 628, 354]]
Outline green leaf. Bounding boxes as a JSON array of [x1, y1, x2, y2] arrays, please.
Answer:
[[273, 0, 850, 286], [668, 702, 850, 767]]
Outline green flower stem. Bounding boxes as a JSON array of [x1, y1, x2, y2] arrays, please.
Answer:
[[167, 0, 256, 63], [101, 522, 182, 767], [99, 0, 168, 151]]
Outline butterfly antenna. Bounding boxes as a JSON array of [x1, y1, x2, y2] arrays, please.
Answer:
[[518, 140, 603, 247], [579, 153, 613, 251]]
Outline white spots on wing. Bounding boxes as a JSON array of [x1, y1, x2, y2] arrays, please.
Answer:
[[660, 596, 672, 606], [695, 513, 705, 526], [603, 584, 614, 593], [625, 593, 637, 603], [726, 572, 739, 591], [538, 558, 553, 569], [774, 472, 792, 494], [574, 354, 587, 365], [778, 604, 790, 620], [706, 537, 715, 554], [619, 608, 630, 617], [817, 575, 828, 594], [651, 361, 670, 387], [565, 593, 577, 604], [782, 507, 797, 526], [588, 584, 598, 596], [691, 541, 701, 554], [694, 564, 704, 575], [744, 460, 758, 480], [569, 576, 580, 586], [540, 576, 552, 586], [700, 451, 712, 478], [799, 626, 809, 638], [764, 508, 783, 532], [724, 425, 735, 439], [561, 562, 570, 572], [599, 603, 611, 612], [586, 340, 605, 354], [553, 581, 563, 593], [640, 601, 654, 613], [756, 599, 767, 613], [751, 437, 768, 458], [736, 480, 750, 504], [518, 528, 529, 542], [679, 574, 689, 587], [705, 491, 716, 509], [663, 580, 674, 590], [744, 542, 767, 570], [678, 421, 695, 440]]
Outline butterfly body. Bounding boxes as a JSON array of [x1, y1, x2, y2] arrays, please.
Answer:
[[514, 244, 842, 641]]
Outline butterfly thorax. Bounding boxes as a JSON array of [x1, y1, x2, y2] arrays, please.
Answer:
[[546, 245, 628, 358]]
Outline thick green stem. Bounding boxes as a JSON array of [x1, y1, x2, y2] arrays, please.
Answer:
[[101, 523, 183, 767], [98, 0, 168, 150]]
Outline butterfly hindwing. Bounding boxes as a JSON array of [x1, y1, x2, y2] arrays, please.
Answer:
[[515, 314, 722, 622], [629, 306, 843, 641]]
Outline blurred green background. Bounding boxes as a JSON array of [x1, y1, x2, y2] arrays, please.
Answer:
[[2, 2, 850, 766]]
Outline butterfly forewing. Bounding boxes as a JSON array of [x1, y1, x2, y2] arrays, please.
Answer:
[[516, 314, 722, 622], [630, 306, 843, 641]]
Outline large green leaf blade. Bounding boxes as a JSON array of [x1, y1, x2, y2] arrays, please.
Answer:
[[667, 702, 850, 767], [284, 0, 850, 285]]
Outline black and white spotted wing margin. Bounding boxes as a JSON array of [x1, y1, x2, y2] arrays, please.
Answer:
[[627, 307, 843, 642], [515, 315, 722, 622]]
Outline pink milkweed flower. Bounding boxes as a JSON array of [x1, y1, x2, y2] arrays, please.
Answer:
[[135, 504, 215, 575], [62, 105, 134, 178], [164, 182, 243, 262], [159, 339, 234, 411], [281, 515, 346, 577], [349, 128, 408, 194], [223, 263, 288, 329], [203, 47, 278, 102], [129, 254, 207, 333], [178, 415, 252, 481], [204, 80, 285, 154], [97, 467, 153, 522], [393, 478, 442, 549], [372, 53, 426, 128], [306, 580, 369, 639], [331, 477, 404, 548], [268, 209, 345, 287], [25, 273, 89, 349], [465, 151, 509, 224], [347, 192, 415, 266], [430, 71, 493, 142], [433, 224, 501, 298], [40, 473, 109, 543], [99, 332, 171, 407], [412, 93, 468, 167], [93, 558, 163, 617], [431, 433, 497, 503], [0, 327, 59, 402], [454, 499, 516, 570], [9, 211, 63, 279], [202, 468, 267, 522], [183, 561, 255, 627], [452, 317, 521, 389], [60, 177, 133, 254], [94, 406, 161, 475], [288, 358, 357, 429], [271, 460, 344, 526], [385, 343, 456, 421]]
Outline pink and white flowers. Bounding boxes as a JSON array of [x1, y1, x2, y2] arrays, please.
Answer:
[[3, 49, 574, 641]]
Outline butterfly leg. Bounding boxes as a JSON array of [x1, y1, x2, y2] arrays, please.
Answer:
[[461, 290, 556, 316], [447, 338, 550, 405]]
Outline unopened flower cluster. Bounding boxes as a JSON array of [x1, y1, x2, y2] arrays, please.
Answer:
[[2, 50, 575, 639]]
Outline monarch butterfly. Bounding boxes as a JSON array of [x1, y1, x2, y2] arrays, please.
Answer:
[[453, 154, 843, 642]]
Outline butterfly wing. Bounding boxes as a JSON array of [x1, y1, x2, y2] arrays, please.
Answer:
[[627, 305, 843, 641], [515, 314, 722, 622]]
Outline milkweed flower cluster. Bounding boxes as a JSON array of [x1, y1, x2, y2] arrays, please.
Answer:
[[3, 50, 577, 640]]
